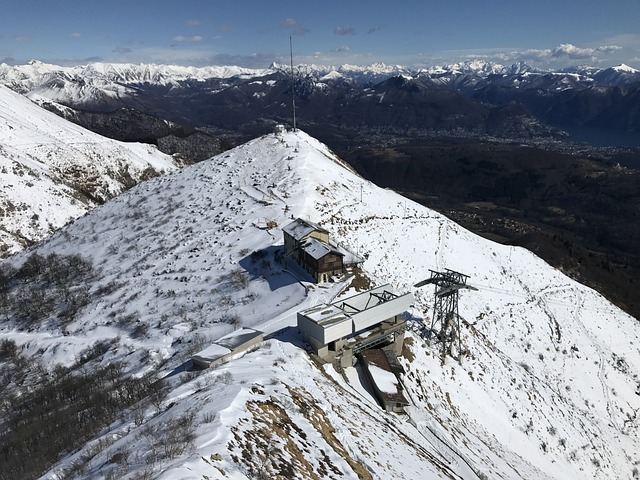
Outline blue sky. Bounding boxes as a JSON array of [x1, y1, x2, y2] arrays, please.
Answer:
[[1, 0, 639, 69]]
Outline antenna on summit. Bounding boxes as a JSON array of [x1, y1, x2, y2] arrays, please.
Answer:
[[289, 35, 297, 131]]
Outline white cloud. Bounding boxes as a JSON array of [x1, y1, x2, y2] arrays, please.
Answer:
[[334, 25, 355, 36], [551, 43, 601, 59], [441, 42, 629, 69], [172, 35, 203, 43], [282, 18, 309, 36], [596, 45, 623, 53], [70, 32, 82, 38]]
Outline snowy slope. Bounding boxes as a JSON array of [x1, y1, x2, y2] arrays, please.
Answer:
[[1, 130, 639, 479], [0, 85, 182, 257]]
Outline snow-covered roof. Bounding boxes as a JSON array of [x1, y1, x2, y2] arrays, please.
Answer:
[[300, 304, 350, 326], [302, 237, 343, 260], [191, 344, 231, 364], [360, 349, 409, 405], [330, 241, 364, 265], [215, 328, 263, 350], [298, 284, 413, 344], [282, 218, 328, 241]]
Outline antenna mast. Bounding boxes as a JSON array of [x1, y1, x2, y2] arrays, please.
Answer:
[[289, 35, 297, 131]]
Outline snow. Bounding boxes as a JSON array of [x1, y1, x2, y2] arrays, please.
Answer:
[[192, 343, 231, 361], [0, 85, 181, 257], [0, 128, 638, 479], [368, 364, 399, 394], [613, 63, 640, 73]]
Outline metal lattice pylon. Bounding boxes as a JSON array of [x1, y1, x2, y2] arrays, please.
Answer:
[[415, 269, 477, 360]]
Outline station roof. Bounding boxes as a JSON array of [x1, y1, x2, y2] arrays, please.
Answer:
[[334, 284, 400, 312], [299, 303, 350, 325], [299, 284, 412, 328]]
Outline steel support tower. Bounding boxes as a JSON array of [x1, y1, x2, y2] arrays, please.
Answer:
[[415, 269, 477, 360]]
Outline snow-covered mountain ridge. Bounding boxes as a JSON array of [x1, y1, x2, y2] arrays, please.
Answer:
[[1, 59, 637, 106], [1, 129, 638, 479], [0, 85, 183, 257], [4, 59, 639, 141]]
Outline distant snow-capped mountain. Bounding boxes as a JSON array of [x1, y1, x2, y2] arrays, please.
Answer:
[[1, 128, 638, 479], [2, 59, 639, 145], [592, 63, 640, 85], [0, 85, 183, 257], [3, 59, 635, 109]]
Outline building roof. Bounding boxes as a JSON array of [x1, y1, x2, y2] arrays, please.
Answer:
[[191, 328, 264, 367], [298, 284, 414, 343], [302, 237, 344, 260], [282, 218, 328, 241], [215, 328, 263, 350], [330, 241, 364, 265], [360, 349, 410, 406], [300, 304, 350, 325], [335, 284, 399, 312], [192, 344, 232, 364]]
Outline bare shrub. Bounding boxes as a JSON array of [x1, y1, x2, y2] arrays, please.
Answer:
[[0, 339, 18, 361], [16, 253, 46, 282], [230, 267, 248, 289], [132, 403, 146, 427], [132, 322, 150, 339], [130, 466, 156, 480], [0, 264, 16, 292], [161, 411, 197, 459], [202, 410, 217, 424], [220, 312, 240, 326]]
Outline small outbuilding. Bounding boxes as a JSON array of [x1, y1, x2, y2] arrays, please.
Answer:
[[360, 348, 410, 413], [191, 328, 264, 369]]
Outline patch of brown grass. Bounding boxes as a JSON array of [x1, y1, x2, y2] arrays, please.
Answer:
[[286, 386, 374, 480], [402, 336, 415, 363]]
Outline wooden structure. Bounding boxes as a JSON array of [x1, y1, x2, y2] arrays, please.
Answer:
[[282, 218, 345, 283]]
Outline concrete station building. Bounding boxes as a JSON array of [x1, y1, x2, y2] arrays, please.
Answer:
[[297, 284, 414, 368]]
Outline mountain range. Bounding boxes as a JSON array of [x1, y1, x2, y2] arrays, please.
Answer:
[[2, 60, 640, 149], [0, 90, 639, 479]]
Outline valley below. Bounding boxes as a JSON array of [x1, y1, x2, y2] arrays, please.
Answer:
[[336, 138, 640, 321]]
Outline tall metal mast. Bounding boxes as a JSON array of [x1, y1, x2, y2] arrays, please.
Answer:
[[289, 35, 297, 131]]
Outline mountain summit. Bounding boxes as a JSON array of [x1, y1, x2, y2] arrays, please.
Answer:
[[1, 129, 639, 479]]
